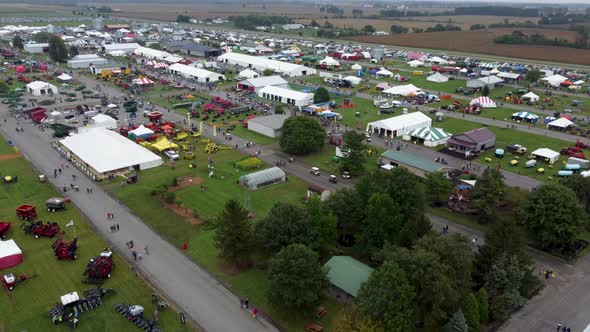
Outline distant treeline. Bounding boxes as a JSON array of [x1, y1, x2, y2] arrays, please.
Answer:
[[494, 30, 589, 49], [230, 15, 293, 30], [539, 14, 590, 25], [380, 6, 539, 18]]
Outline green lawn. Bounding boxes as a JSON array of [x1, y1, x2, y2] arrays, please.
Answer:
[[105, 144, 341, 331], [302, 143, 384, 175], [0, 139, 189, 332]]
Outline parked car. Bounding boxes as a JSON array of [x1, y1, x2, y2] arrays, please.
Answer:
[[164, 150, 180, 160]]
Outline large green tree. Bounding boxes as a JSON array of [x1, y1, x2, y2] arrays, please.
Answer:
[[521, 183, 586, 247], [525, 69, 542, 83], [267, 244, 329, 311], [313, 86, 331, 103], [12, 35, 24, 49], [470, 167, 505, 224], [48, 35, 68, 62], [560, 174, 590, 213], [213, 200, 253, 266], [359, 193, 404, 255], [425, 171, 452, 206], [396, 214, 432, 248], [254, 202, 315, 254], [279, 117, 325, 155], [33, 32, 52, 43], [357, 260, 415, 332], [484, 254, 527, 320], [462, 293, 480, 332], [324, 188, 365, 245], [305, 196, 337, 253], [339, 131, 366, 176], [69, 45, 79, 58]]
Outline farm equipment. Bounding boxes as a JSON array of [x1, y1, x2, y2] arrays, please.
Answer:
[[576, 139, 589, 149], [22, 221, 62, 239], [114, 303, 161, 332], [52, 237, 78, 260], [83, 249, 114, 284], [16, 204, 36, 220], [0, 221, 11, 239], [49, 287, 114, 327], [2, 175, 18, 183], [2, 272, 38, 291], [46, 197, 66, 212]]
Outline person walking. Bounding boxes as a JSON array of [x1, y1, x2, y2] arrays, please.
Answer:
[[116, 224, 119, 231], [131, 265, 137, 275], [557, 323, 562, 331], [252, 307, 257, 319], [145, 246, 149, 255]]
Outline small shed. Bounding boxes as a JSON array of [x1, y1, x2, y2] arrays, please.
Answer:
[[247, 115, 289, 138], [239, 167, 286, 190], [323, 256, 373, 298], [307, 184, 331, 201]]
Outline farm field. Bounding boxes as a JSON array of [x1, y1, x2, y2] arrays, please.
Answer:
[[0, 139, 188, 332], [105, 144, 340, 331], [0, 4, 76, 18], [349, 29, 590, 66]]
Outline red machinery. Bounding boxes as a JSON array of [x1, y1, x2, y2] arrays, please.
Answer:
[[83, 250, 114, 284], [2, 272, 38, 291], [0, 222, 11, 239], [147, 111, 163, 122], [22, 221, 61, 239], [16, 205, 36, 220], [52, 238, 78, 260], [576, 139, 589, 149]]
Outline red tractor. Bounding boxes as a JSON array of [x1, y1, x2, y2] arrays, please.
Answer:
[[52, 238, 78, 260], [16, 205, 36, 220], [22, 221, 62, 239], [2, 272, 38, 291], [0, 222, 11, 239], [83, 250, 114, 284]]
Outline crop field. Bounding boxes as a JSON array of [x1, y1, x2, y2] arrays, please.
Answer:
[[349, 28, 590, 66], [0, 4, 75, 18]]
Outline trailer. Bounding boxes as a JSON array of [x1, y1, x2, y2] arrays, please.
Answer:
[[16, 205, 36, 220]]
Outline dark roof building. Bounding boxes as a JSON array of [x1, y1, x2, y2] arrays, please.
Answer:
[[446, 127, 496, 154], [162, 41, 221, 58]]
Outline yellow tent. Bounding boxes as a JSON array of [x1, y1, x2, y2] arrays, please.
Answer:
[[174, 132, 189, 141], [150, 137, 178, 152]]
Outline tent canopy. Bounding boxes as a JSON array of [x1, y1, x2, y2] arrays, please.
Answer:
[[426, 72, 449, 83], [383, 84, 423, 96], [0, 239, 23, 270], [470, 96, 497, 108], [57, 73, 72, 81], [522, 92, 539, 102], [129, 125, 154, 138], [532, 148, 560, 163], [512, 111, 539, 120], [323, 256, 373, 297], [150, 137, 178, 152], [547, 117, 575, 129], [409, 126, 451, 141]]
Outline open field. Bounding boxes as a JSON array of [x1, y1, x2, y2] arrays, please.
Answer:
[[0, 4, 76, 18], [0, 139, 187, 332], [349, 28, 590, 66]]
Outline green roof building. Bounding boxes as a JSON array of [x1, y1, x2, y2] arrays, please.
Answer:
[[323, 256, 373, 298], [378, 150, 447, 178]]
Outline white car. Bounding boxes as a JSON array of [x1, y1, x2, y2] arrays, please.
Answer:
[[164, 150, 180, 160]]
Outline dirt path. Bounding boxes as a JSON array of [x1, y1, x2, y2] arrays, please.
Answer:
[[162, 176, 205, 225], [168, 176, 204, 192], [0, 154, 21, 161]]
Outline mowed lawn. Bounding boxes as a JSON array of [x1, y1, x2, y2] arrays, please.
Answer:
[[106, 142, 340, 331], [302, 143, 384, 176], [0, 140, 189, 332]]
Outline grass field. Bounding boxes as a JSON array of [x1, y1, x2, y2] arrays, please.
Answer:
[[0, 139, 189, 332], [105, 142, 340, 331], [0, 4, 76, 18], [301, 143, 384, 175]]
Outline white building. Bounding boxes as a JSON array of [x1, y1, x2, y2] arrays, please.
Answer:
[[24, 42, 49, 54], [168, 63, 225, 83], [258, 86, 313, 106], [25, 81, 58, 96], [133, 46, 172, 60], [282, 24, 305, 30], [218, 52, 316, 77], [247, 114, 289, 138], [367, 112, 432, 138], [237, 75, 288, 94], [67, 54, 108, 69], [103, 43, 140, 55], [238, 69, 260, 80], [58, 128, 163, 180]]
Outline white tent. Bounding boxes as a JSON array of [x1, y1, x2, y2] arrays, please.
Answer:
[[169, 63, 226, 83], [426, 72, 449, 83], [57, 73, 72, 81], [408, 126, 451, 147], [129, 125, 154, 139], [91, 114, 117, 129], [429, 56, 447, 65], [531, 148, 560, 163], [0, 239, 23, 270], [351, 63, 362, 70], [319, 56, 340, 67], [343, 76, 362, 85], [26, 81, 58, 96], [376, 69, 393, 78], [258, 85, 313, 106], [407, 60, 424, 67], [383, 84, 423, 97], [542, 74, 567, 87], [522, 92, 539, 102], [470, 96, 497, 108], [238, 69, 259, 79], [367, 112, 432, 138], [547, 117, 575, 130]]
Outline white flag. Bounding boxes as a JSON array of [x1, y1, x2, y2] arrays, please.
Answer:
[[66, 220, 74, 227]]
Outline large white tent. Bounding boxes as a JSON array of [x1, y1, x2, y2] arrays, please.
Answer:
[[218, 52, 315, 77], [542, 74, 567, 87], [408, 126, 451, 147], [531, 148, 560, 163], [133, 46, 172, 60], [426, 72, 449, 83], [376, 69, 393, 78], [91, 114, 117, 129], [26, 81, 58, 96], [0, 239, 23, 270], [168, 63, 226, 83], [547, 117, 575, 130], [343, 76, 362, 85], [351, 63, 362, 70], [258, 86, 313, 106], [383, 84, 423, 97], [237, 69, 260, 79], [319, 56, 340, 67], [470, 96, 497, 108], [522, 92, 539, 102], [407, 60, 424, 67], [367, 111, 432, 138]]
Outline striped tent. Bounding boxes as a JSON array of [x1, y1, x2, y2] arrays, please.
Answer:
[[469, 96, 497, 108], [376, 82, 390, 91], [426, 72, 449, 83], [511, 111, 539, 123], [154, 62, 169, 69], [408, 126, 452, 147]]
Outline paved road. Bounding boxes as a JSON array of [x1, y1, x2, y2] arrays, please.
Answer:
[[0, 111, 278, 332]]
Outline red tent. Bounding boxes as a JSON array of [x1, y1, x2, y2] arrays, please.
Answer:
[[0, 240, 23, 270], [561, 81, 573, 86], [161, 124, 174, 132]]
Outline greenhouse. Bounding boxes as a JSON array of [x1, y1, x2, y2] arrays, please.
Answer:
[[239, 167, 286, 190]]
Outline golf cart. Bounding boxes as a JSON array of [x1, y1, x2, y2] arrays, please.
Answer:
[[310, 167, 320, 176], [164, 150, 180, 161], [127, 173, 138, 184], [341, 171, 351, 179], [329, 175, 338, 184], [46, 197, 66, 212]]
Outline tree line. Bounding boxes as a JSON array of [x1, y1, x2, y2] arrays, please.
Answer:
[[494, 30, 589, 49], [230, 15, 293, 30], [380, 6, 538, 18]]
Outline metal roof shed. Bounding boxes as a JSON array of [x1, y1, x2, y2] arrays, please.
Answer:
[[239, 167, 286, 190], [323, 256, 373, 297]]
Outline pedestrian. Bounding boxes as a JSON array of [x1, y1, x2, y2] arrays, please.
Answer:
[[54, 169, 58, 178], [183, 243, 188, 251], [252, 307, 257, 319], [111, 211, 114, 219], [138, 253, 143, 260], [472, 237, 478, 246], [240, 299, 245, 309], [116, 224, 119, 231], [86, 187, 90, 194], [244, 298, 249, 309], [89, 186, 93, 193], [132, 250, 137, 261], [145, 246, 149, 255], [131, 265, 137, 275]]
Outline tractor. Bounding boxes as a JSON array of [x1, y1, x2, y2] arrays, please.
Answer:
[[46, 197, 66, 212], [2, 272, 38, 291], [22, 221, 61, 239], [83, 249, 114, 284], [115, 303, 161, 332], [52, 237, 78, 260], [0, 221, 11, 239], [50, 287, 114, 327]]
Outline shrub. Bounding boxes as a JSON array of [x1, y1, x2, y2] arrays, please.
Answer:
[[163, 191, 176, 204], [171, 176, 178, 187], [235, 157, 264, 170]]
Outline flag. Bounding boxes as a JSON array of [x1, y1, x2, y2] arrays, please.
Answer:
[[66, 220, 74, 227]]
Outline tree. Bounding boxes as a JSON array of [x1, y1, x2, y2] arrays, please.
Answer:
[[176, 14, 191, 23], [12, 35, 23, 49], [324, 188, 365, 246], [425, 171, 452, 206], [213, 200, 253, 266], [357, 260, 415, 332], [390, 25, 409, 34], [482, 85, 490, 97], [362, 25, 376, 33], [448, 309, 469, 332], [274, 103, 284, 114], [359, 193, 404, 255], [525, 69, 542, 83], [263, 68, 273, 76], [313, 86, 331, 103], [332, 307, 380, 332], [462, 293, 480, 332], [254, 202, 316, 254], [279, 116, 325, 155], [48, 36, 68, 62], [352, 9, 364, 17], [476, 288, 489, 323], [69, 45, 79, 58], [521, 183, 586, 247], [470, 167, 505, 224], [310, 19, 320, 27], [396, 214, 432, 248], [305, 197, 337, 253], [484, 254, 526, 320], [33, 32, 52, 43], [560, 174, 590, 213], [268, 244, 329, 311], [339, 131, 366, 176], [324, 21, 333, 28]]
